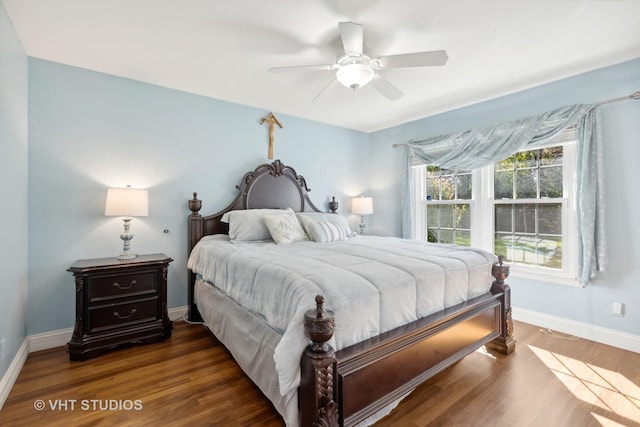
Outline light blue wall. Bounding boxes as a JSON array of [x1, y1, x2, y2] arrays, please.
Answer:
[[370, 58, 640, 336], [27, 59, 369, 335], [0, 2, 28, 377]]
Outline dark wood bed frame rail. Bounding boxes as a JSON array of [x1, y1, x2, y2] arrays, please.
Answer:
[[187, 160, 515, 427]]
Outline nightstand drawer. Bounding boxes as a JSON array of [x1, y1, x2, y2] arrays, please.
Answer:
[[89, 271, 158, 301], [89, 297, 159, 333]]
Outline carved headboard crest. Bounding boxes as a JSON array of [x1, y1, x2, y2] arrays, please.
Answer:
[[271, 159, 285, 177], [235, 159, 311, 195]]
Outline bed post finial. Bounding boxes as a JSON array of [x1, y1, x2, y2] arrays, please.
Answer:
[[189, 192, 202, 215], [300, 295, 339, 427], [305, 295, 335, 353], [328, 196, 339, 214], [492, 255, 508, 284], [488, 257, 516, 354]]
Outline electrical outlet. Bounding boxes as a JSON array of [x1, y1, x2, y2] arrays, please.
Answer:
[[0, 338, 5, 361], [612, 302, 624, 317]]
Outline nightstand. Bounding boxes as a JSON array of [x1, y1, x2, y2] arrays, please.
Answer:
[[67, 253, 173, 361]]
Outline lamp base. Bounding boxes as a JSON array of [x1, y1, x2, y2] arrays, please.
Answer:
[[118, 217, 138, 260], [359, 216, 366, 235], [118, 252, 138, 261]]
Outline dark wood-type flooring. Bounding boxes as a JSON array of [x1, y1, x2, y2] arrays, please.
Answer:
[[2, 320, 639, 426]]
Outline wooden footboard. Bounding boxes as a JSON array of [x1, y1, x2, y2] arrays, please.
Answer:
[[300, 261, 515, 427]]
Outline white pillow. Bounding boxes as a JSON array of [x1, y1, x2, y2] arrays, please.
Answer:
[[221, 209, 285, 242], [263, 208, 308, 245], [297, 213, 355, 242]]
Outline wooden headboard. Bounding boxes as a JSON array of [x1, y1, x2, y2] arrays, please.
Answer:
[[186, 159, 323, 321], [188, 159, 323, 252]]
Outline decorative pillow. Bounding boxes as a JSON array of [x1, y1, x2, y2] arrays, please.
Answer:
[[221, 209, 285, 242], [297, 213, 355, 242], [263, 208, 308, 244]]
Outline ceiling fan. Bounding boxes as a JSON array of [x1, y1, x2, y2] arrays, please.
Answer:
[[269, 22, 448, 102]]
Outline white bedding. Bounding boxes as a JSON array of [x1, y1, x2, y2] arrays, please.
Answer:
[[194, 279, 299, 426], [187, 234, 497, 401]]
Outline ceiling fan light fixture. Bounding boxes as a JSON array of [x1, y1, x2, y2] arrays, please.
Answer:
[[268, 22, 447, 101], [336, 62, 374, 90]]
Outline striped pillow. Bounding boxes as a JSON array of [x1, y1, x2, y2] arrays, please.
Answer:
[[297, 213, 354, 242]]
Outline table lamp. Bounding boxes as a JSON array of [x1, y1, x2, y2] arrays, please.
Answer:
[[352, 196, 373, 235], [105, 186, 149, 260]]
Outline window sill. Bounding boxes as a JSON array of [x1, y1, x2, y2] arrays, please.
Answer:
[[507, 266, 580, 287]]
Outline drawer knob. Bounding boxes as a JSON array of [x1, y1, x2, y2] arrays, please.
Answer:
[[113, 280, 137, 290], [113, 309, 137, 319]]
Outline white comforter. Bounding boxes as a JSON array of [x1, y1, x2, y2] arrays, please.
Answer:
[[187, 235, 496, 397]]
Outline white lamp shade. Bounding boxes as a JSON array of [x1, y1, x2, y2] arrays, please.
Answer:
[[105, 187, 149, 217], [352, 197, 373, 215]]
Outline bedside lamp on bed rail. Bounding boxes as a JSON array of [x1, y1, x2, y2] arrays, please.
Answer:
[[352, 196, 373, 235], [105, 186, 148, 260]]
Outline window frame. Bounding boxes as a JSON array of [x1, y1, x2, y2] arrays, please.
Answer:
[[413, 131, 579, 286]]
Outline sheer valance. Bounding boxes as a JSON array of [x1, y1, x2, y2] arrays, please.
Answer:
[[399, 104, 605, 286]]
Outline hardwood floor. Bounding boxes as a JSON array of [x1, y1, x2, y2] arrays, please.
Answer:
[[1, 320, 639, 426]]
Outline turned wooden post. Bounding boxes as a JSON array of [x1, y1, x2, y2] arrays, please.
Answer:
[[486, 256, 516, 354], [328, 197, 339, 214], [300, 295, 339, 427], [187, 192, 204, 323]]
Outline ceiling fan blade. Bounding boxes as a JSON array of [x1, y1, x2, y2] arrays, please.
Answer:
[[338, 22, 364, 56], [269, 64, 335, 73], [378, 50, 448, 68], [369, 74, 404, 101], [312, 79, 337, 103]]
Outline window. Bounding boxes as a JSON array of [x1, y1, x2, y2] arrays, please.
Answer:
[[412, 131, 577, 285], [417, 167, 472, 245]]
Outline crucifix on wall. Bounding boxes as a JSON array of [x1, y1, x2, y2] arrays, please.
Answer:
[[260, 112, 283, 159]]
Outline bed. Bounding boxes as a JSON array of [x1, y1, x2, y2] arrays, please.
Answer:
[[186, 159, 515, 427]]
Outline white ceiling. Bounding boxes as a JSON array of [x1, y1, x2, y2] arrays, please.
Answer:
[[3, 0, 640, 132]]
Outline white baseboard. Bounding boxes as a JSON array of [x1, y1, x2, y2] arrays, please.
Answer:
[[28, 306, 188, 353], [513, 306, 640, 353], [168, 306, 188, 322], [29, 328, 72, 353], [0, 338, 29, 409]]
